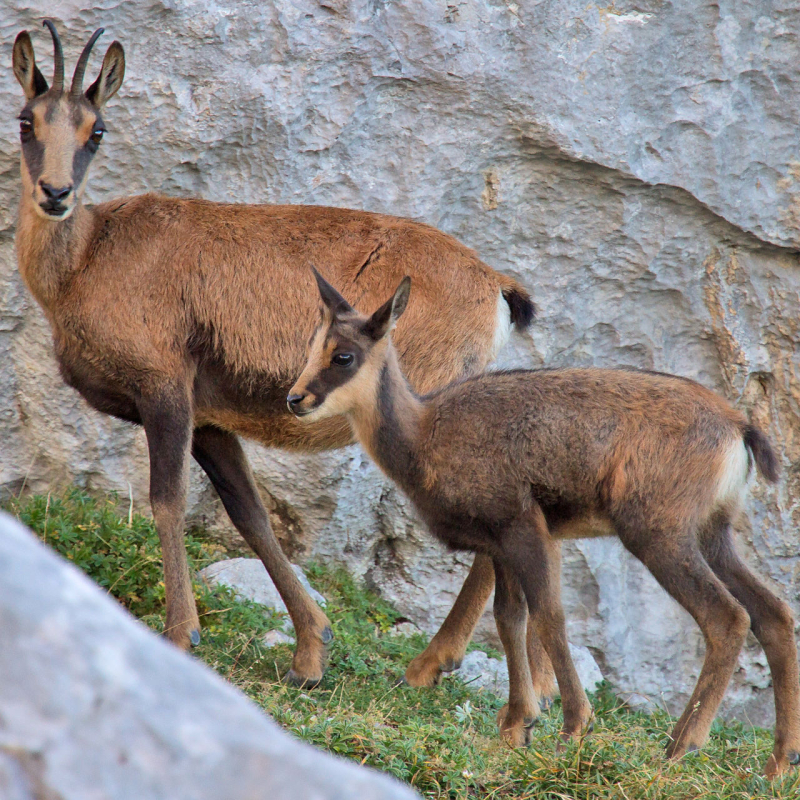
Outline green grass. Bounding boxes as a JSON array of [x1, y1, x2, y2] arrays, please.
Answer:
[[6, 489, 799, 799]]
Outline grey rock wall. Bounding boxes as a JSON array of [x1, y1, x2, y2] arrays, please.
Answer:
[[1, 1, 799, 726], [0, 512, 419, 800]]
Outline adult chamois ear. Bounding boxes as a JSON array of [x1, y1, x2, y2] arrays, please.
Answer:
[[12, 30, 49, 100], [84, 40, 125, 108], [311, 266, 356, 317], [363, 277, 411, 341]]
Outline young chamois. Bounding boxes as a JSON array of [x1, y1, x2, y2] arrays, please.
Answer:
[[289, 270, 800, 777], [12, 22, 537, 689]]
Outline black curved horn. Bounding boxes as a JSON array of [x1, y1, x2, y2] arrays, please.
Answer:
[[42, 19, 64, 93], [70, 27, 104, 97]]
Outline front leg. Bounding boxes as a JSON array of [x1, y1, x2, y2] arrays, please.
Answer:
[[527, 615, 557, 708], [192, 426, 332, 687], [493, 558, 540, 746], [139, 384, 200, 650], [404, 553, 495, 687]]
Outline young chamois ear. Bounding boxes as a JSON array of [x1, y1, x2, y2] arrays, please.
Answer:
[[362, 277, 411, 340], [12, 29, 49, 100], [312, 266, 356, 318]]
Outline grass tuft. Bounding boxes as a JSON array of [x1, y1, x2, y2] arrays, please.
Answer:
[[6, 489, 800, 799]]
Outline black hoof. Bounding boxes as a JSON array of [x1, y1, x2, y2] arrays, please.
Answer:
[[320, 626, 334, 645], [523, 716, 539, 729], [394, 675, 408, 688], [284, 669, 322, 689], [441, 658, 462, 673], [686, 744, 699, 753], [788, 751, 800, 765], [189, 629, 201, 647]]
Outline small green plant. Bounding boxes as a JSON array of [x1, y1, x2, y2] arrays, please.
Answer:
[[6, 489, 800, 799]]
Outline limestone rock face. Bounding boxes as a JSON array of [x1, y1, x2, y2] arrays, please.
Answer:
[[0, 513, 419, 800], [2, 2, 799, 727]]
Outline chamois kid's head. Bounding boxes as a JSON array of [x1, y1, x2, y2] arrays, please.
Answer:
[[288, 268, 411, 421], [12, 21, 125, 221]]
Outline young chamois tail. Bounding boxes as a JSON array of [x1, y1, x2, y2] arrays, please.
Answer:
[[289, 272, 798, 777], [12, 23, 533, 689]]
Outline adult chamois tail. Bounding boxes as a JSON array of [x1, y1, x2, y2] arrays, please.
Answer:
[[744, 423, 780, 484], [498, 275, 535, 332]]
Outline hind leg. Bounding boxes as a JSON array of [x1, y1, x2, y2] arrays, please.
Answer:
[[405, 554, 494, 687], [621, 529, 751, 758], [703, 520, 800, 777]]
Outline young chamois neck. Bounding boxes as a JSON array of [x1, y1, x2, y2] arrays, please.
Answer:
[[16, 196, 94, 311], [348, 340, 427, 491]]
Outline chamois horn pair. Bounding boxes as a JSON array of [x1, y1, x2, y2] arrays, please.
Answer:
[[42, 19, 104, 96]]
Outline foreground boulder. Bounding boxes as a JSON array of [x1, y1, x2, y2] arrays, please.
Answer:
[[0, 513, 419, 800]]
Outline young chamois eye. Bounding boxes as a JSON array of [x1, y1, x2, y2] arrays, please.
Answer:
[[332, 352, 354, 367], [19, 117, 32, 138], [90, 127, 105, 145]]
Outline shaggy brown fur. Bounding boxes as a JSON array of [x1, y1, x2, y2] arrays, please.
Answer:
[[12, 24, 534, 687], [290, 272, 800, 778]]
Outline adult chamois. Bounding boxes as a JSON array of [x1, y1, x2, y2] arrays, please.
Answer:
[[12, 22, 537, 688], [288, 269, 800, 778]]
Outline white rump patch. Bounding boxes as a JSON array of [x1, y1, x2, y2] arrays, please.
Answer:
[[490, 290, 513, 362], [714, 438, 750, 510]]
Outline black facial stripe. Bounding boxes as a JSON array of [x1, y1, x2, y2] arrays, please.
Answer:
[[306, 349, 364, 401], [72, 143, 95, 190], [21, 136, 45, 185]]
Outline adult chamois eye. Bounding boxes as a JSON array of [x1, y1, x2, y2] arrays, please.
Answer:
[[90, 127, 105, 145], [19, 118, 32, 138], [332, 353, 354, 367]]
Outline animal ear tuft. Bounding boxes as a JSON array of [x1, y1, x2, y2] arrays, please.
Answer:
[[363, 276, 412, 340], [13, 31, 48, 100], [311, 266, 355, 316], [86, 41, 125, 107]]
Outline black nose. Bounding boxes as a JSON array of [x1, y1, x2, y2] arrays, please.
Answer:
[[40, 182, 73, 201], [287, 393, 306, 413]]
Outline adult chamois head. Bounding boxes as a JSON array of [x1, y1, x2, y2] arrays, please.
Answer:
[[11, 21, 542, 697], [13, 21, 124, 222]]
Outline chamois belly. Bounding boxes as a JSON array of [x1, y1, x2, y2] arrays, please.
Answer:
[[193, 362, 353, 451]]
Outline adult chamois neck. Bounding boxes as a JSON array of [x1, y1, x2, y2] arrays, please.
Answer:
[[347, 342, 428, 491], [15, 199, 94, 310]]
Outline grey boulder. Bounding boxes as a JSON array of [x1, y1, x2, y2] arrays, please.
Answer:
[[0, 513, 418, 800]]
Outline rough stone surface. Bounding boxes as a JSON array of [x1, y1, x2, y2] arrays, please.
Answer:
[[0, 512, 419, 800], [456, 645, 604, 700], [1, 1, 799, 727], [199, 558, 327, 628], [263, 629, 296, 648]]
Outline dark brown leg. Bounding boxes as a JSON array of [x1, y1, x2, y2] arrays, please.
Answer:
[[503, 509, 592, 739], [139, 386, 199, 650], [404, 553, 495, 687], [192, 425, 332, 687], [622, 531, 751, 758], [493, 557, 540, 745], [703, 522, 800, 777], [527, 616, 557, 707]]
